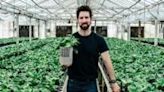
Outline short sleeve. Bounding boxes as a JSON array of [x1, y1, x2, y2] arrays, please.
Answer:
[[97, 37, 109, 53]]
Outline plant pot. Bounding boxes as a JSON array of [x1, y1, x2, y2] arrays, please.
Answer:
[[59, 47, 73, 67]]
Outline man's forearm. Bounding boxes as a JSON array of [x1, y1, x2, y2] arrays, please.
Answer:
[[101, 51, 116, 81], [104, 59, 116, 81], [101, 51, 120, 91]]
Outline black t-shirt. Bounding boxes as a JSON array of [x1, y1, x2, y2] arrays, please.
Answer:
[[68, 32, 109, 80]]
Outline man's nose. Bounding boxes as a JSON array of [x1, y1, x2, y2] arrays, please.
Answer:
[[82, 18, 87, 22]]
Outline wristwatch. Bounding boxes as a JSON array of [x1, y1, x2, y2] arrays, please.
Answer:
[[109, 80, 117, 83]]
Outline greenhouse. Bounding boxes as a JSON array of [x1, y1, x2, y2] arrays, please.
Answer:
[[0, 0, 164, 92]]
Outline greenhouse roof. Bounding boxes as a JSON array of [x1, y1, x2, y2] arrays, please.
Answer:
[[0, 0, 164, 22]]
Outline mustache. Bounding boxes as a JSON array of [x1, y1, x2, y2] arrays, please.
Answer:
[[82, 23, 88, 25]]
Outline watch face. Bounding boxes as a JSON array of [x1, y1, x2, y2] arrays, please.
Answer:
[[109, 80, 117, 83]]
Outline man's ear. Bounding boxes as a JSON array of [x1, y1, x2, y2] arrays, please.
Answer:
[[90, 18, 93, 22], [76, 18, 78, 22], [76, 20, 78, 25], [90, 18, 92, 24]]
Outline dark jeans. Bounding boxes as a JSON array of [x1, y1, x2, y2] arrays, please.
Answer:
[[67, 79, 98, 92]]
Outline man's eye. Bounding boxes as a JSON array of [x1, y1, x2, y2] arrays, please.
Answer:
[[80, 17, 83, 19]]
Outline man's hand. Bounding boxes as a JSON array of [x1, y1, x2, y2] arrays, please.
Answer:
[[62, 65, 70, 68], [61, 65, 69, 71], [111, 83, 120, 92]]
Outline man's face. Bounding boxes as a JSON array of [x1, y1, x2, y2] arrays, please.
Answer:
[[78, 11, 91, 31]]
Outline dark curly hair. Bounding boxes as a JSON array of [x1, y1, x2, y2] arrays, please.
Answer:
[[76, 5, 92, 18]]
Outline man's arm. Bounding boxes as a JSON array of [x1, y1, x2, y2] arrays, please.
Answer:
[[101, 51, 120, 92], [101, 51, 116, 81]]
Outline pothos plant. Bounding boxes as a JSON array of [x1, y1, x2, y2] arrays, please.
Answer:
[[58, 35, 79, 48]]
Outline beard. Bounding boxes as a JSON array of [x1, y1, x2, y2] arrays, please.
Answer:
[[80, 23, 90, 30]]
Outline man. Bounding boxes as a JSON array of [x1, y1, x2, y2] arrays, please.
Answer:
[[67, 5, 120, 92]]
